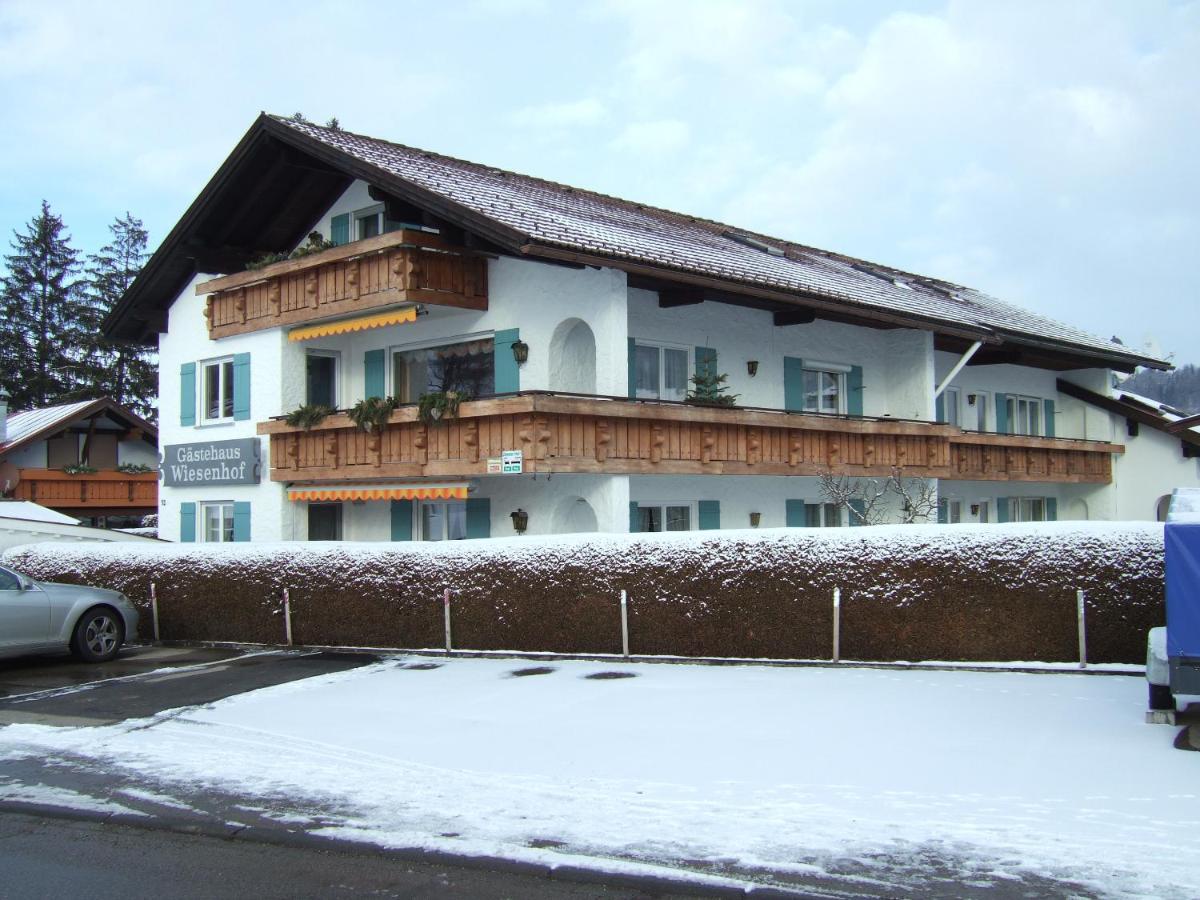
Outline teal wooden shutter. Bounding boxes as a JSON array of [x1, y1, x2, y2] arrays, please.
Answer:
[[847, 365, 864, 416], [364, 349, 385, 399], [937, 500, 949, 524], [996, 497, 1010, 523], [180, 362, 196, 427], [783, 357, 804, 412], [995, 393, 1009, 434], [232, 501, 251, 542], [179, 502, 196, 543], [390, 499, 413, 541], [1045, 497, 1057, 521], [628, 338, 638, 399], [695, 346, 717, 381], [848, 499, 866, 526], [465, 497, 491, 538], [805, 504, 822, 527], [785, 499, 806, 527], [698, 500, 720, 530], [629, 501, 639, 532], [232, 353, 251, 421], [330, 213, 350, 246], [493, 329, 520, 395], [1043, 399, 1055, 437], [935, 393, 945, 423]]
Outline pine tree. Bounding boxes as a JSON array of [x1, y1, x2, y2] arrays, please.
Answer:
[[84, 213, 157, 419], [0, 201, 88, 410]]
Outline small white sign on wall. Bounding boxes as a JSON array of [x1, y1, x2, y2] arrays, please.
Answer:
[[486, 458, 503, 474], [501, 450, 523, 474]]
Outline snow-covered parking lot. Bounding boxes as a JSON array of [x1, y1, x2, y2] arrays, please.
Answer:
[[1, 656, 1196, 897]]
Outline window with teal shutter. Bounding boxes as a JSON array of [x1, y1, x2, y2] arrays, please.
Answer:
[[848, 499, 866, 526], [995, 394, 1009, 434], [179, 502, 196, 542], [180, 363, 196, 427], [783, 357, 804, 412], [629, 501, 639, 532], [996, 497, 1010, 523], [364, 349, 385, 399], [390, 500, 413, 541], [785, 499, 806, 527], [465, 498, 491, 538], [330, 213, 350, 246], [698, 500, 720, 530], [1045, 497, 1058, 521], [232, 353, 251, 421], [847, 365, 864, 416], [493, 329, 520, 395], [1044, 399, 1056, 437], [232, 502, 251, 542], [937, 500, 949, 524], [935, 392, 945, 423], [627, 338, 637, 399]]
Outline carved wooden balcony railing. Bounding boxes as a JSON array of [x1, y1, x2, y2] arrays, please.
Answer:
[[258, 393, 1122, 485], [12, 469, 159, 508], [196, 229, 488, 340]]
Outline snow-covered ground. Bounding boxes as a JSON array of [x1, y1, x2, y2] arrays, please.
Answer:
[[1, 657, 1195, 897]]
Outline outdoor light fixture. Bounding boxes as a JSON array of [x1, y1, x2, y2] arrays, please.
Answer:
[[970, 504, 980, 516], [968, 394, 977, 406], [749, 511, 762, 527], [510, 508, 529, 534], [511, 340, 529, 365], [747, 360, 759, 377]]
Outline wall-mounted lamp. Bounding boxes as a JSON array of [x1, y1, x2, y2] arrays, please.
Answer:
[[510, 508, 529, 534], [511, 340, 529, 365], [749, 511, 761, 527], [747, 360, 759, 377], [970, 504, 980, 516], [967, 393, 977, 406]]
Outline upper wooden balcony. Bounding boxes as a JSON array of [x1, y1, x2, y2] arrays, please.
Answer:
[[196, 229, 488, 340], [258, 393, 1121, 485], [11, 468, 158, 508]]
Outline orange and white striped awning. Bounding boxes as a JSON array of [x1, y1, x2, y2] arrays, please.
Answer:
[[288, 306, 418, 342], [287, 483, 469, 503]]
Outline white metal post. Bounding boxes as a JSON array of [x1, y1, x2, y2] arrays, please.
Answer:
[[620, 590, 630, 659], [832, 587, 841, 663], [443, 588, 453, 655], [150, 582, 159, 643], [1077, 589, 1087, 669], [283, 588, 293, 646]]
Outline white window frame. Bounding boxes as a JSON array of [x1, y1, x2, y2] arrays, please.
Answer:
[[1006, 395, 1044, 437], [967, 390, 991, 432], [354, 203, 385, 241], [939, 498, 963, 524], [305, 349, 341, 409], [941, 387, 961, 426], [200, 501, 235, 543], [388, 331, 495, 402], [200, 356, 235, 425], [975, 499, 991, 523], [418, 499, 468, 542], [1011, 497, 1047, 522], [633, 340, 691, 403], [801, 366, 848, 415], [634, 500, 696, 533]]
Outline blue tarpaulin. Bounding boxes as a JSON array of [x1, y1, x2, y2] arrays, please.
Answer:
[[1165, 488, 1200, 660]]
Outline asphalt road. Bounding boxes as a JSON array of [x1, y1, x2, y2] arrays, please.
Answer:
[[0, 812, 708, 900]]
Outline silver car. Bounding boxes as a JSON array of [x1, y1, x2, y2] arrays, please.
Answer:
[[0, 564, 139, 662]]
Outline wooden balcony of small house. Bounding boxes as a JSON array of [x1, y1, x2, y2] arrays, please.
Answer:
[[258, 393, 1123, 485], [195, 229, 488, 340], [11, 468, 159, 508]]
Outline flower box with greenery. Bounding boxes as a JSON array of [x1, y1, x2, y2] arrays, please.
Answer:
[[62, 463, 99, 476], [116, 463, 154, 474], [246, 231, 335, 271], [417, 390, 467, 426], [685, 369, 739, 408], [347, 396, 399, 434], [284, 403, 334, 431]]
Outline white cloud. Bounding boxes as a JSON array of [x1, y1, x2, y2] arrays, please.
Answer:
[[511, 98, 608, 129], [609, 120, 691, 155]]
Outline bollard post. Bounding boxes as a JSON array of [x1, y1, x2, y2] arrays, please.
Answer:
[[620, 590, 630, 660], [1077, 589, 1087, 669], [150, 582, 160, 642], [443, 588, 453, 656], [832, 587, 841, 663], [282, 588, 293, 646]]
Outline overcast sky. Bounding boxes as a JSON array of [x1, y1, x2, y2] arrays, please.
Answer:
[[1, 0, 1196, 362]]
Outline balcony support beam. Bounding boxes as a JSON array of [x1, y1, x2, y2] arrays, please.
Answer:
[[934, 340, 983, 398]]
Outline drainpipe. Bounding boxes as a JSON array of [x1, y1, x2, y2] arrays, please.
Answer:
[[0, 388, 8, 444], [933, 340, 984, 399]]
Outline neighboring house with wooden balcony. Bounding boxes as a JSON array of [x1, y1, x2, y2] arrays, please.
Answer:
[[101, 113, 1178, 544], [0, 394, 159, 528]]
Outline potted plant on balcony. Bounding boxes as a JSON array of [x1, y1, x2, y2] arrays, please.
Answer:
[[285, 403, 334, 431], [62, 463, 98, 475], [116, 463, 154, 474], [418, 390, 467, 427], [685, 369, 739, 408], [348, 396, 398, 434]]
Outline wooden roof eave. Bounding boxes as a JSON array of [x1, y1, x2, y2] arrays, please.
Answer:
[[1056, 379, 1200, 449]]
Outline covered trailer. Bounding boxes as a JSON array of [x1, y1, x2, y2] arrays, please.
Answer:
[[1148, 487, 1200, 710]]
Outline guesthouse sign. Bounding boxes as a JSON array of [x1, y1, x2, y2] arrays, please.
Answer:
[[161, 438, 261, 487]]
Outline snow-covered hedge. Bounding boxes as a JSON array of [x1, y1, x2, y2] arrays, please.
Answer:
[[3, 522, 1164, 663]]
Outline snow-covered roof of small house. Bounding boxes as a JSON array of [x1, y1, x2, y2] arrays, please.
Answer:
[[1115, 390, 1200, 435], [1, 398, 158, 457], [103, 113, 1170, 373], [0, 500, 81, 525]]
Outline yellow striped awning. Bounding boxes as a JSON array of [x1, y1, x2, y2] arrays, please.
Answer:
[[287, 483, 469, 502], [288, 306, 418, 342]]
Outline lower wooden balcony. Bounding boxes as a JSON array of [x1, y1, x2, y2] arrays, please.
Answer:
[[12, 469, 159, 508], [259, 393, 1122, 485]]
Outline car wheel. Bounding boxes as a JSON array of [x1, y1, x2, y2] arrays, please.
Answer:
[[71, 607, 125, 663], [1149, 682, 1175, 712]]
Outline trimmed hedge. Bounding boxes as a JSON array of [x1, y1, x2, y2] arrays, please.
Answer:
[[4, 522, 1164, 663]]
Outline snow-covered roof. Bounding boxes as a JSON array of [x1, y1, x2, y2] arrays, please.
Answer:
[[0, 398, 157, 456], [0, 501, 81, 525], [1115, 390, 1200, 435]]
